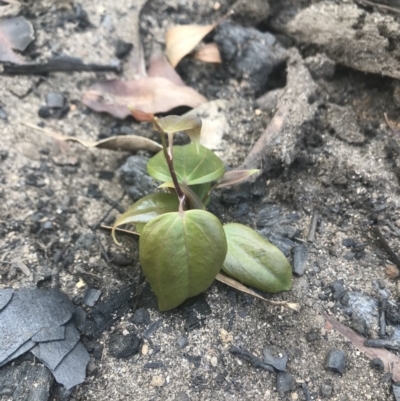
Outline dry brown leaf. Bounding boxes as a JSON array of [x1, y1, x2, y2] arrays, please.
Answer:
[[82, 77, 207, 121], [147, 48, 185, 86], [193, 43, 222, 64], [216, 273, 300, 311], [166, 23, 217, 67], [323, 312, 400, 381], [23, 122, 162, 153]]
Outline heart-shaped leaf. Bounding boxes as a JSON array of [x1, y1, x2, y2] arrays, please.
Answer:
[[158, 182, 205, 210], [112, 193, 179, 244], [139, 210, 227, 311], [222, 223, 292, 293], [147, 144, 225, 185], [155, 115, 202, 152]]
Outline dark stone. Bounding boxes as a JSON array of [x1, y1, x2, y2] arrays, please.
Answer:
[[331, 280, 346, 300], [342, 238, 358, 248], [292, 244, 308, 276], [181, 294, 212, 332], [46, 93, 65, 109], [370, 358, 385, 372], [38, 106, 51, 118], [98, 170, 115, 180], [143, 319, 163, 339], [183, 353, 201, 368], [115, 40, 133, 59], [74, 3, 91, 29], [325, 350, 346, 374], [320, 382, 333, 398], [263, 347, 288, 371], [276, 372, 296, 393], [256, 205, 281, 227], [86, 183, 102, 199], [74, 306, 87, 331], [230, 346, 274, 372], [83, 288, 102, 307], [131, 308, 151, 325], [385, 301, 400, 324], [108, 332, 141, 359], [83, 285, 134, 338], [304, 54, 336, 80], [306, 331, 318, 342], [351, 313, 367, 335], [258, 230, 295, 257], [144, 361, 164, 369], [0, 149, 8, 161], [177, 335, 188, 349], [109, 252, 132, 267]]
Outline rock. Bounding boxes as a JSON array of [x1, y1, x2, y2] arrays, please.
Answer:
[[107, 332, 141, 359], [327, 104, 365, 144], [219, 329, 233, 344], [370, 358, 385, 372], [151, 375, 165, 387], [131, 308, 151, 325], [292, 244, 308, 276], [210, 356, 218, 367], [119, 155, 157, 200], [304, 53, 335, 80], [82, 288, 102, 307], [331, 280, 346, 300], [287, 2, 400, 79], [177, 335, 188, 349], [263, 347, 288, 371], [385, 265, 400, 280], [342, 292, 379, 332], [325, 350, 346, 374], [231, 0, 270, 27], [351, 313, 367, 335], [143, 318, 163, 339], [276, 372, 296, 393], [214, 21, 286, 95], [46, 93, 65, 109], [115, 39, 133, 59], [320, 382, 333, 398]]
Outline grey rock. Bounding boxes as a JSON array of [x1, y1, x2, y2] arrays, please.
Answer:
[[263, 347, 288, 371], [351, 313, 367, 335], [0, 289, 13, 311], [320, 382, 333, 398], [343, 292, 379, 332], [31, 325, 65, 342], [304, 53, 335, 80], [393, 384, 400, 401], [0, 16, 34, 52], [325, 350, 346, 374], [177, 335, 188, 349], [331, 280, 346, 300], [131, 308, 150, 325], [46, 93, 65, 109], [370, 358, 385, 372], [0, 106, 7, 120], [276, 371, 295, 393], [108, 332, 141, 359], [292, 244, 308, 276], [82, 288, 102, 307], [0, 339, 36, 367]]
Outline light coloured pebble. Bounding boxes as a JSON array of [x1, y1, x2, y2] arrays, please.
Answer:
[[210, 356, 218, 367], [151, 375, 165, 387], [291, 393, 299, 400], [142, 344, 149, 356], [122, 329, 129, 336], [219, 329, 233, 343]]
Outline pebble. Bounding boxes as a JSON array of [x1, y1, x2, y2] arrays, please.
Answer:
[[320, 382, 333, 398], [325, 350, 346, 374], [151, 375, 165, 387], [142, 344, 149, 356], [331, 280, 346, 300], [219, 329, 233, 343], [385, 265, 399, 280], [291, 393, 299, 401], [177, 335, 188, 349], [369, 358, 384, 372], [210, 356, 218, 367], [292, 244, 308, 276], [107, 333, 141, 359], [276, 372, 296, 393]]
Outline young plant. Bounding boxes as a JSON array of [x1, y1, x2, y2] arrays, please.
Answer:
[[112, 113, 292, 311]]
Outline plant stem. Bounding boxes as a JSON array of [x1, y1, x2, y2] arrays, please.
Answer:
[[152, 118, 186, 206]]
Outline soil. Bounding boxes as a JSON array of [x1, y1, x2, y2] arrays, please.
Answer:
[[1, 0, 400, 401]]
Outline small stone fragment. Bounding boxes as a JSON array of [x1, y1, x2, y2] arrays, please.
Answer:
[[370, 358, 384, 372], [131, 308, 151, 325], [351, 313, 367, 335], [141, 344, 149, 356], [292, 244, 308, 276], [331, 280, 346, 300], [385, 265, 399, 280], [46, 93, 65, 109], [210, 356, 218, 367], [276, 372, 296, 393], [263, 347, 288, 371], [115, 40, 133, 59], [393, 384, 400, 401], [107, 333, 141, 359], [219, 329, 233, 343], [151, 375, 165, 387], [82, 288, 102, 307], [325, 350, 346, 374], [320, 382, 333, 398], [177, 335, 188, 349]]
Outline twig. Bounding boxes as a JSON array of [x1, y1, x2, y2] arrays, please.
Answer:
[[372, 226, 400, 270], [1, 57, 120, 75], [90, 191, 126, 230], [100, 224, 139, 236], [307, 209, 319, 242]]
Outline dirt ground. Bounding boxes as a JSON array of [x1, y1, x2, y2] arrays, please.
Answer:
[[1, 0, 400, 400]]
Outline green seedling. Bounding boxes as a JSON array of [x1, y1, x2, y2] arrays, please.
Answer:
[[112, 113, 292, 311]]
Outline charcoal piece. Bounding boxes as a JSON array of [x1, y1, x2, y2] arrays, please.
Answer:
[[115, 40, 133, 59], [0, 340, 36, 367], [74, 307, 86, 332], [83, 285, 134, 338], [220, 177, 266, 205], [182, 295, 211, 332], [98, 170, 115, 180], [144, 361, 164, 369], [143, 319, 163, 339], [256, 205, 281, 227], [351, 313, 367, 335], [109, 252, 131, 267], [177, 335, 188, 349], [394, 385, 400, 401], [292, 244, 308, 276], [52, 341, 90, 390], [0, 288, 74, 365], [46, 93, 65, 109], [364, 338, 400, 351], [31, 325, 65, 342], [230, 346, 274, 372], [131, 308, 150, 325], [325, 350, 346, 374], [342, 238, 358, 248], [183, 353, 201, 368], [257, 230, 295, 257], [276, 372, 296, 393], [108, 332, 141, 359], [0, 361, 53, 400], [370, 358, 385, 372], [82, 288, 102, 307], [31, 322, 80, 370], [320, 382, 333, 398], [0, 289, 14, 311], [263, 347, 288, 371], [214, 22, 286, 95], [331, 280, 346, 300]]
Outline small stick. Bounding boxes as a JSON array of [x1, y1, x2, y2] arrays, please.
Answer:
[[307, 209, 319, 243], [101, 224, 139, 236], [372, 226, 400, 270], [90, 191, 126, 230]]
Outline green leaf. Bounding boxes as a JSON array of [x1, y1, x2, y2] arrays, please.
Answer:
[[159, 182, 205, 210], [215, 169, 260, 189], [222, 223, 292, 293], [147, 144, 225, 185], [190, 183, 211, 204], [155, 115, 202, 152], [139, 210, 227, 311], [112, 193, 179, 244]]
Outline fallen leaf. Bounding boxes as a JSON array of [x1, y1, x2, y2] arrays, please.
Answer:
[[23, 122, 162, 153], [216, 273, 299, 311], [82, 77, 207, 120], [166, 23, 218, 67], [193, 43, 222, 63], [323, 312, 400, 381], [148, 48, 184, 86], [215, 169, 260, 189]]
